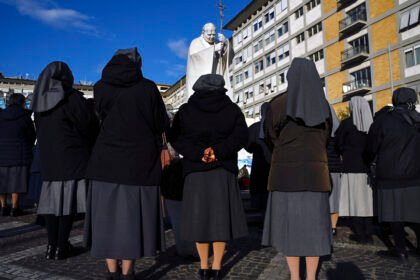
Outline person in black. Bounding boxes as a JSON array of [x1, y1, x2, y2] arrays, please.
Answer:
[[367, 87, 420, 260], [170, 74, 248, 280], [335, 96, 374, 244], [84, 48, 169, 280], [33, 61, 94, 260], [245, 102, 271, 219], [0, 93, 36, 216]]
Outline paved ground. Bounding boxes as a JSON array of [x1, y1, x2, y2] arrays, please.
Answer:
[[0, 208, 419, 280]]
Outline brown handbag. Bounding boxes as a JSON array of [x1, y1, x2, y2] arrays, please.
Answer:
[[160, 133, 172, 169]]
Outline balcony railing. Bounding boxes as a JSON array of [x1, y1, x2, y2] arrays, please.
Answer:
[[343, 79, 372, 95], [341, 45, 369, 64], [339, 10, 367, 33]]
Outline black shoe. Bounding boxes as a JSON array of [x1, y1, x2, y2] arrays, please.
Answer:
[[45, 244, 56, 260], [349, 234, 367, 244], [54, 242, 74, 260], [198, 269, 211, 280], [120, 272, 135, 280], [212, 269, 223, 280], [332, 228, 337, 236], [0, 206, 10, 216], [377, 249, 408, 262], [10, 207, 22, 217], [106, 271, 121, 280]]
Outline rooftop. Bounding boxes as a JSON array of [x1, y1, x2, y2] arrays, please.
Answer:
[[224, 0, 270, 31]]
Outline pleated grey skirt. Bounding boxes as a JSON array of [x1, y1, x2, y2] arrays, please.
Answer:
[[377, 186, 420, 223], [84, 181, 165, 260], [262, 191, 331, 257], [339, 173, 373, 217], [329, 173, 342, 213], [0, 166, 29, 193], [181, 168, 248, 242], [37, 179, 87, 216]]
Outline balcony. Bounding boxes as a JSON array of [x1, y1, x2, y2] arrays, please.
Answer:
[[342, 79, 372, 96], [341, 45, 369, 65], [339, 10, 367, 35], [337, 0, 356, 9]]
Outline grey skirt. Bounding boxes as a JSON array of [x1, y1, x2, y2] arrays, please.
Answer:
[[0, 166, 29, 194], [262, 191, 331, 257], [339, 173, 373, 217], [377, 186, 420, 223], [84, 181, 165, 260], [181, 168, 248, 242], [37, 179, 87, 216], [329, 173, 342, 213]]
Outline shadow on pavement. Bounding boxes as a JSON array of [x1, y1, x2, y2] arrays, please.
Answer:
[[325, 262, 366, 280]]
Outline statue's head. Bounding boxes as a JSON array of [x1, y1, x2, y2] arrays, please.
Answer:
[[202, 23, 216, 44]]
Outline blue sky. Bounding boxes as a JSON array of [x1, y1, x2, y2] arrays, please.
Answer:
[[0, 0, 246, 85]]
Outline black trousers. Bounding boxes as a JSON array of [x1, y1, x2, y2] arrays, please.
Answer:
[[44, 214, 74, 247]]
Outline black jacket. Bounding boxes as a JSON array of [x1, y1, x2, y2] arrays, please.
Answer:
[[86, 55, 169, 186], [245, 122, 271, 193], [35, 90, 94, 181], [335, 118, 370, 173], [366, 111, 420, 189], [169, 90, 248, 177], [327, 137, 342, 173], [0, 105, 36, 166]]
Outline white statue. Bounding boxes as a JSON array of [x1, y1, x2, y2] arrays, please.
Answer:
[[185, 22, 233, 99]]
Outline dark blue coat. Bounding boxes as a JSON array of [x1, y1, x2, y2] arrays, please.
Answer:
[[0, 105, 36, 166]]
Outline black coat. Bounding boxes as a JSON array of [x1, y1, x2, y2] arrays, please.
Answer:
[[35, 90, 94, 181], [335, 118, 370, 173], [366, 111, 420, 189], [0, 105, 35, 166], [327, 137, 342, 173], [245, 122, 271, 193], [169, 90, 248, 177], [86, 55, 169, 186]]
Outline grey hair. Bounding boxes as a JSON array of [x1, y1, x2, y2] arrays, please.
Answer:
[[202, 22, 216, 33]]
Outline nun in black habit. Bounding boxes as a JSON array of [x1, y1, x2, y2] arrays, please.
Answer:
[[262, 58, 331, 280], [169, 74, 248, 280], [367, 88, 420, 260], [33, 61, 94, 260], [84, 48, 169, 280]]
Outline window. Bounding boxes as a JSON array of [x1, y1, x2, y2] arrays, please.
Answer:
[[308, 22, 322, 37], [405, 46, 420, 68], [278, 21, 289, 37], [244, 69, 250, 80], [255, 59, 264, 74], [276, 0, 288, 12], [295, 7, 304, 19], [266, 51, 277, 67], [253, 17, 263, 32], [400, 6, 420, 32], [308, 50, 324, 62], [265, 8, 275, 23], [278, 43, 290, 60], [265, 29, 276, 46], [254, 40, 264, 53], [259, 82, 265, 94], [296, 32, 305, 44], [307, 0, 321, 11], [279, 72, 286, 84], [235, 73, 243, 84], [350, 67, 371, 84], [235, 54, 243, 65]]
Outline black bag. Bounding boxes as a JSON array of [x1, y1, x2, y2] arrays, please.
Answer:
[[160, 158, 184, 201]]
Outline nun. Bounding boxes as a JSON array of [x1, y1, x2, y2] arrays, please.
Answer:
[[262, 58, 331, 280], [245, 102, 271, 217], [0, 93, 36, 216], [84, 48, 169, 280], [335, 96, 374, 243], [33, 61, 94, 260], [327, 105, 343, 236], [170, 74, 248, 280], [367, 88, 420, 260]]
